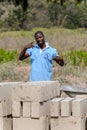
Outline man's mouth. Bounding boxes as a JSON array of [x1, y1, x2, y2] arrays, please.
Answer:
[[38, 41, 43, 44]]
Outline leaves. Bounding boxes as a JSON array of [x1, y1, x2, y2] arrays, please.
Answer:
[[65, 50, 87, 66], [0, 49, 17, 63], [0, 0, 29, 11]]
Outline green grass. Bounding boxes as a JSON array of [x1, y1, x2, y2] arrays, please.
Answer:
[[64, 50, 87, 66], [0, 48, 18, 64], [0, 48, 87, 67]]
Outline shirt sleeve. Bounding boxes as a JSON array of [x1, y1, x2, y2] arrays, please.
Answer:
[[26, 48, 33, 56], [52, 48, 59, 58]]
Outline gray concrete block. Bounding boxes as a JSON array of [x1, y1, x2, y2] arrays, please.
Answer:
[[0, 117, 11, 130], [51, 116, 86, 130], [61, 97, 73, 116], [23, 102, 31, 117], [31, 101, 50, 118], [0, 81, 60, 102], [12, 101, 21, 117], [13, 117, 49, 130], [72, 97, 87, 117], [12, 81, 60, 102], [0, 100, 11, 116], [50, 118, 59, 128], [0, 82, 23, 101], [0, 101, 7, 117], [50, 98, 64, 117]]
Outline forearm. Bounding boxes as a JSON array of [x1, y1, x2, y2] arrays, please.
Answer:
[[19, 42, 34, 60], [19, 47, 28, 60]]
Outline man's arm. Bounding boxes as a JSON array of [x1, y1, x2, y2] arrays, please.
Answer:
[[53, 56, 64, 66], [19, 42, 34, 60]]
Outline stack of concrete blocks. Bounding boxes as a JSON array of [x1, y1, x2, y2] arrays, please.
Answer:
[[1, 81, 87, 130], [0, 81, 60, 130], [0, 82, 24, 130], [50, 96, 87, 130], [0, 100, 12, 130]]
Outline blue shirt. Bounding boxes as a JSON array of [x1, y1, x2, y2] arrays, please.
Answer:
[[26, 42, 58, 81]]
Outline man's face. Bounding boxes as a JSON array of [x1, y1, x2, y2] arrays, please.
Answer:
[[35, 33, 45, 46]]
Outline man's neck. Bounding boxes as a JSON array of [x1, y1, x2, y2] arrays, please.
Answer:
[[39, 43, 46, 49]]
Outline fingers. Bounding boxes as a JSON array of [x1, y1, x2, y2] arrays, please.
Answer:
[[30, 41, 34, 45]]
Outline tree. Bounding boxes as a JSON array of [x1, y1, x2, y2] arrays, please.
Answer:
[[0, 0, 85, 12], [48, 3, 63, 25], [0, 0, 28, 11], [47, 0, 65, 6], [47, 0, 86, 6]]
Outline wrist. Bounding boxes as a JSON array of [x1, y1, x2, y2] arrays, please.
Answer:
[[24, 47, 27, 51]]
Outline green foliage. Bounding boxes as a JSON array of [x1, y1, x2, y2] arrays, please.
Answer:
[[63, 3, 87, 29], [0, 49, 17, 63], [0, 0, 28, 11], [65, 50, 87, 66], [0, 1, 51, 31], [48, 3, 62, 26], [0, 1, 87, 30], [5, 7, 27, 31], [0, 48, 87, 67], [47, 0, 65, 5], [48, 2, 87, 28]]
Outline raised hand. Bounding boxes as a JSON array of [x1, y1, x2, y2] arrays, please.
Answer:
[[24, 41, 35, 50]]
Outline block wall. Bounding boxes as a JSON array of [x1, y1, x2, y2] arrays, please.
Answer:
[[0, 81, 87, 130]]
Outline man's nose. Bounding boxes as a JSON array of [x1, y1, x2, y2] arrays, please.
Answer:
[[38, 38, 42, 41]]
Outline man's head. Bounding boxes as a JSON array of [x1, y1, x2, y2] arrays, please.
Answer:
[[34, 31, 45, 48]]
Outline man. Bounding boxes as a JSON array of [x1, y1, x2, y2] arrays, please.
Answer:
[[19, 31, 64, 81]]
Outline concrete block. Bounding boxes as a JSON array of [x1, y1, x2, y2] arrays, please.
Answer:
[[72, 97, 87, 117], [31, 101, 50, 118], [0, 117, 11, 130], [51, 116, 86, 130], [0, 82, 23, 101], [0, 100, 11, 116], [0, 81, 60, 102], [13, 117, 49, 130], [61, 97, 73, 116], [5, 99, 12, 116], [12, 101, 21, 117], [12, 81, 60, 102], [0, 101, 7, 117], [0, 82, 23, 117], [50, 98, 64, 117], [50, 118, 59, 128], [23, 102, 31, 117]]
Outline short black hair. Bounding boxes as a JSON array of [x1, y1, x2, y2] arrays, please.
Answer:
[[34, 31, 44, 37]]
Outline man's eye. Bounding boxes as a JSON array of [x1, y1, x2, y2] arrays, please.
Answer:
[[36, 36, 42, 39]]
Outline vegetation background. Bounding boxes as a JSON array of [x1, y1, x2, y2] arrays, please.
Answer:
[[0, 0, 87, 30], [0, 0, 87, 87]]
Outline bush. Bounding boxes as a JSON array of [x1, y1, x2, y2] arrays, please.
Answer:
[[65, 50, 87, 66], [63, 3, 87, 29], [0, 49, 18, 63]]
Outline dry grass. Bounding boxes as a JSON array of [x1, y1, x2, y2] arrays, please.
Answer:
[[0, 27, 87, 52], [0, 61, 87, 88], [0, 62, 29, 82]]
